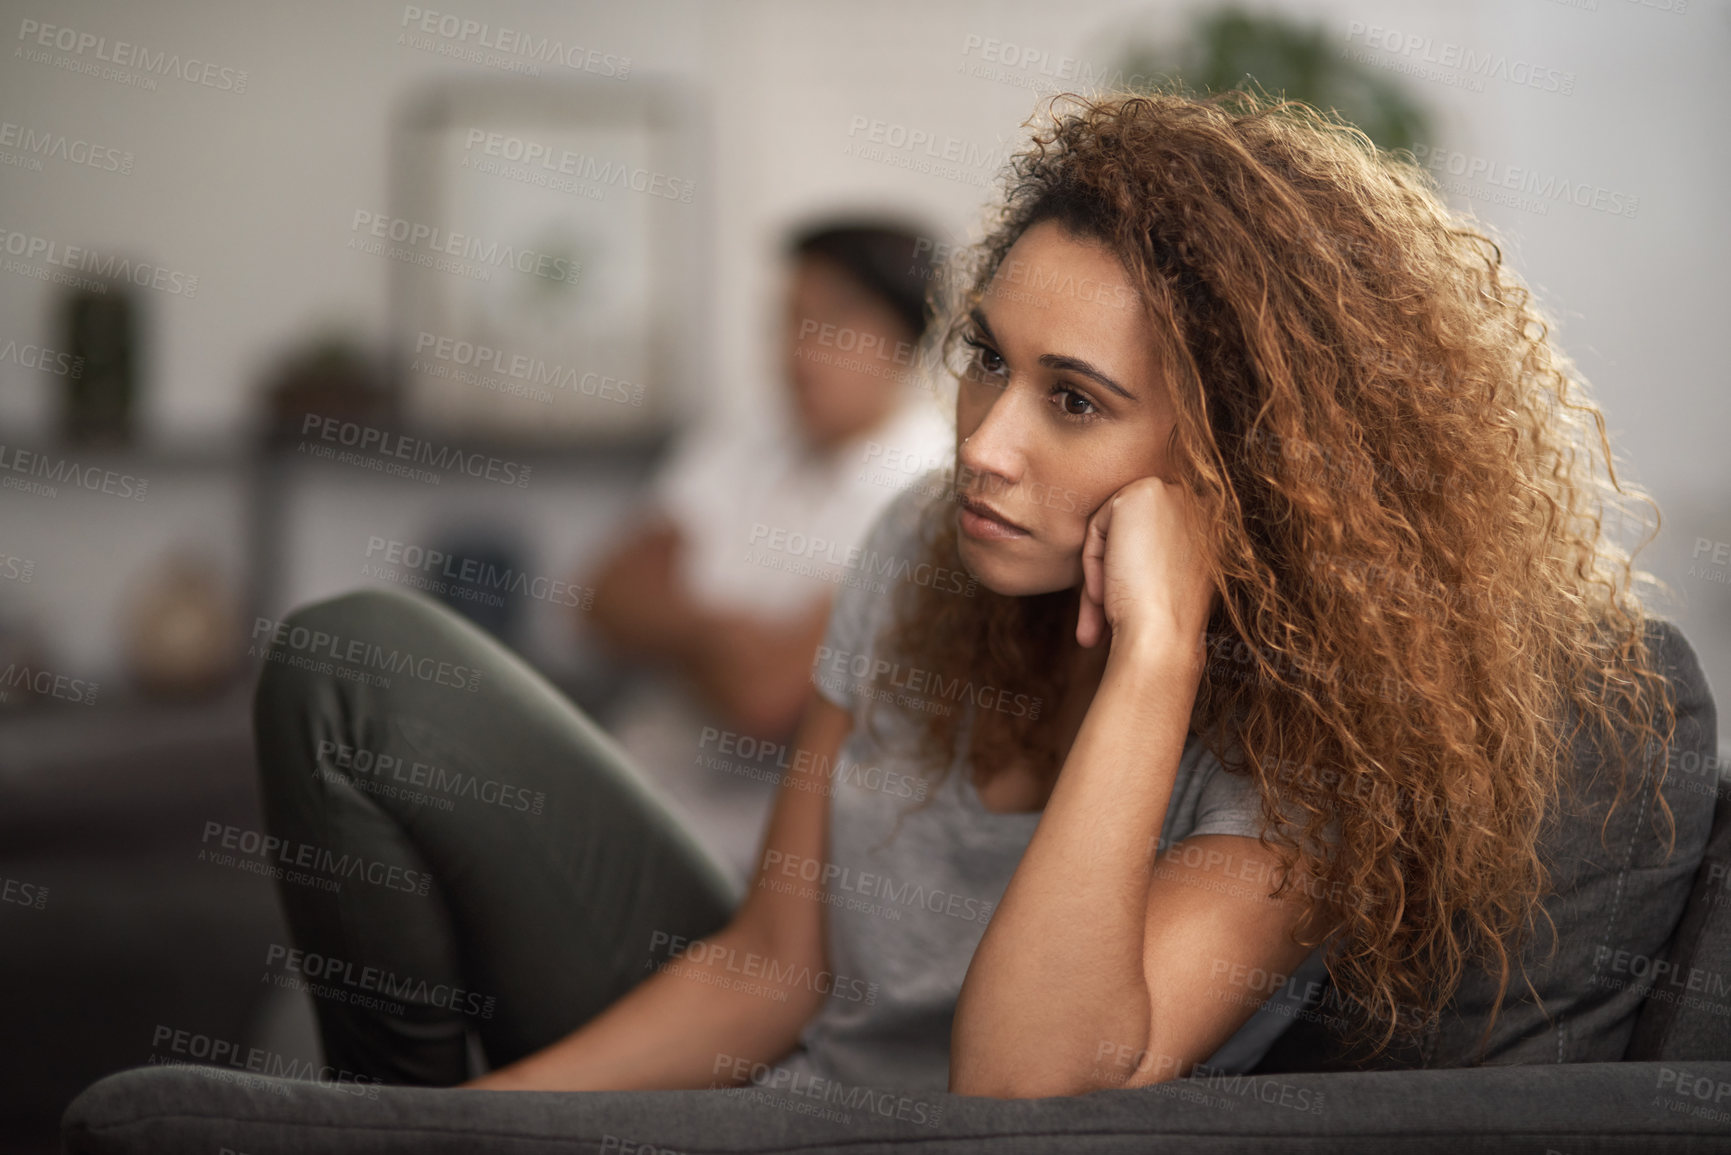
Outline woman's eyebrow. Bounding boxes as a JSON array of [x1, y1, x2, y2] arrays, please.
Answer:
[[1039, 354, 1136, 402], [968, 305, 1137, 402], [967, 305, 999, 345]]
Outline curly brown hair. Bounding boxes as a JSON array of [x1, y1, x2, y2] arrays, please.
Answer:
[[856, 89, 1682, 1063]]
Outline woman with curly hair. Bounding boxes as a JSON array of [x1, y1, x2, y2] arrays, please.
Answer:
[[249, 89, 1717, 1100]]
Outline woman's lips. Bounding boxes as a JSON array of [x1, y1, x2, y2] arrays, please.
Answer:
[[957, 496, 1029, 541]]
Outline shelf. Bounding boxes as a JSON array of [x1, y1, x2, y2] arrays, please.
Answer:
[[0, 425, 679, 473]]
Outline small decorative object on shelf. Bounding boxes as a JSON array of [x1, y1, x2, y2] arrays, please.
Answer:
[[258, 333, 397, 448], [121, 551, 244, 700], [60, 278, 139, 447]]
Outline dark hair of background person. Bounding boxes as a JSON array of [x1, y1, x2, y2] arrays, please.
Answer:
[[786, 220, 940, 340]]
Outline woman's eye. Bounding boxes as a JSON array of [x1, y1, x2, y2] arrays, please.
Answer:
[[1053, 386, 1098, 420], [962, 336, 1006, 380]]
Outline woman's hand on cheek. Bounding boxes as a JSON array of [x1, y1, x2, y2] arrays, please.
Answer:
[[1076, 475, 1219, 663]]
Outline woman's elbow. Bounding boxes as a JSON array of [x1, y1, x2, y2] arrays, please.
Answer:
[[948, 1058, 1124, 1100]]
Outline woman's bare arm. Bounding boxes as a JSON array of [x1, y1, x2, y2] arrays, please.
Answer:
[[950, 638, 1322, 1097], [952, 478, 1324, 1099], [949, 636, 1198, 1097], [464, 693, 851, 1091]]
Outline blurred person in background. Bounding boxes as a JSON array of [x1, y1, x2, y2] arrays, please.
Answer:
[[576, 219, 953, 885]]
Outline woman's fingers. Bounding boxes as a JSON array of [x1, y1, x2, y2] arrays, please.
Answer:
[[1078, 590, 1105, 648], [1076, 497, 1113, 648]]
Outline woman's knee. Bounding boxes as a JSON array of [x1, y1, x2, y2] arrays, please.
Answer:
[[252, 589, 457, 758], [262, 588, 454, 654], [256, 587, 463, 686]]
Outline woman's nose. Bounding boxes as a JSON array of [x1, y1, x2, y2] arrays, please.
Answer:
[[958, 389, 1029, 488]]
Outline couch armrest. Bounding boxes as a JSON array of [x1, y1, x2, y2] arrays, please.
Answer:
[[64, 1059, 1731, 1154]]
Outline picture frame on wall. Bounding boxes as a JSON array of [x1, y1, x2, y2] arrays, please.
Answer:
[[388, 75, 707, 444]]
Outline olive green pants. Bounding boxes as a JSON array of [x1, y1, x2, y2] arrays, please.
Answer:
[[252, 587, 742, 1084]]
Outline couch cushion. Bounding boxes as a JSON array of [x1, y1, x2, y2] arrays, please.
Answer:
[[59, 1057, 1731, 1155], [1254, 616, 1721, 1072]]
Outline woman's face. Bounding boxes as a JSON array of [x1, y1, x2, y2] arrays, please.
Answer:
[[953, 219, 1177, 597]]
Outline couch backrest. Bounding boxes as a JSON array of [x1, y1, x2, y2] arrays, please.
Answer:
[[1252, 616, 1722, 1074], [1625, 761, 1731, 1060]]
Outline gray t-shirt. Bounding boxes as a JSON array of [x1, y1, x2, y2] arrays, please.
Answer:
[[754, 475, 1328, 1094]]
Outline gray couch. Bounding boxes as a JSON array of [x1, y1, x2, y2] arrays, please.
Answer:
[[61, 619, 1731, 1153]]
